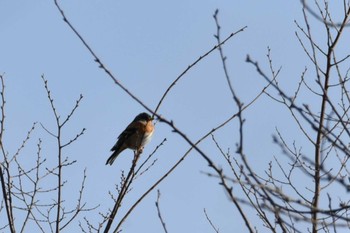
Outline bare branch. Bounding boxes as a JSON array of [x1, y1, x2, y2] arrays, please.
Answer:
[[155, 190, 168, 233], [203, 208, 220, 233]]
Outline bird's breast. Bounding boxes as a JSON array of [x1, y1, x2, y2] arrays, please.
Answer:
[[141, 121, 154, 146]]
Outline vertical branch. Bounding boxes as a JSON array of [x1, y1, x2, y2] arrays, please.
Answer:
[[302, 4, 323, 229], [41, 75, 63, 233], [213, 10, 255, 232], [0, 75, 15, 233], [41, 75, 85, 233], [55, 126, 62, 233], [213, 9, 246, 154], [310, 5, 350, 232], [213, 10, 239, 103]]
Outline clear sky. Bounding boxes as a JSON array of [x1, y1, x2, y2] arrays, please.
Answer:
[[1, 1, 349, 233]]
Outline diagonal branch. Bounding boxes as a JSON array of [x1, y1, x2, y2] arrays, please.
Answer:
[[155, 190, 168, 233], [153, 24, 247, 116], [103, 151, 141, 233]]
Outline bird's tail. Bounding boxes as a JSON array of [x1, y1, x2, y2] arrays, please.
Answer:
[[106, 148, 124, 165], [106, 151, 118, 165]]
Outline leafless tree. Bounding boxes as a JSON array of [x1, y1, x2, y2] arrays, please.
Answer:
[[0, 75, 92, 233], [206, 1, 350, 233]]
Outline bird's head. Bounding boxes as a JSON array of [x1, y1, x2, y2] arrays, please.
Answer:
[[134, 112, 153, 122]]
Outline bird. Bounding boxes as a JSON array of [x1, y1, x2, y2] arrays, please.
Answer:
[[106, 112, 154, 165]]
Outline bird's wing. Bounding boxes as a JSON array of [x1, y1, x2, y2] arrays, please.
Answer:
[[111, 121, 142, 151]]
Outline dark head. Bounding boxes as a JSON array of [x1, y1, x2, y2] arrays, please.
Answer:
[[133, 112, 152, 122]]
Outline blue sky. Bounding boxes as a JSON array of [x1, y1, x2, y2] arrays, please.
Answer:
[[1, 1, 349, 233]]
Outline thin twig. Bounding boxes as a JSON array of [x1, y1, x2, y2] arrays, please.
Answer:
[[204, 209, 219, 233], [300, 0, 350, 27], [153, 24, 247, 116], [155, 190, 168, 233]]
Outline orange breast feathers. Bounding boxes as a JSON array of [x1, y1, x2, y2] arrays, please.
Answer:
[[145, 120, 154, 133]]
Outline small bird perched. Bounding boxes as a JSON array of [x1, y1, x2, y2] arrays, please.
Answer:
[[106, 112, 154, 165]]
